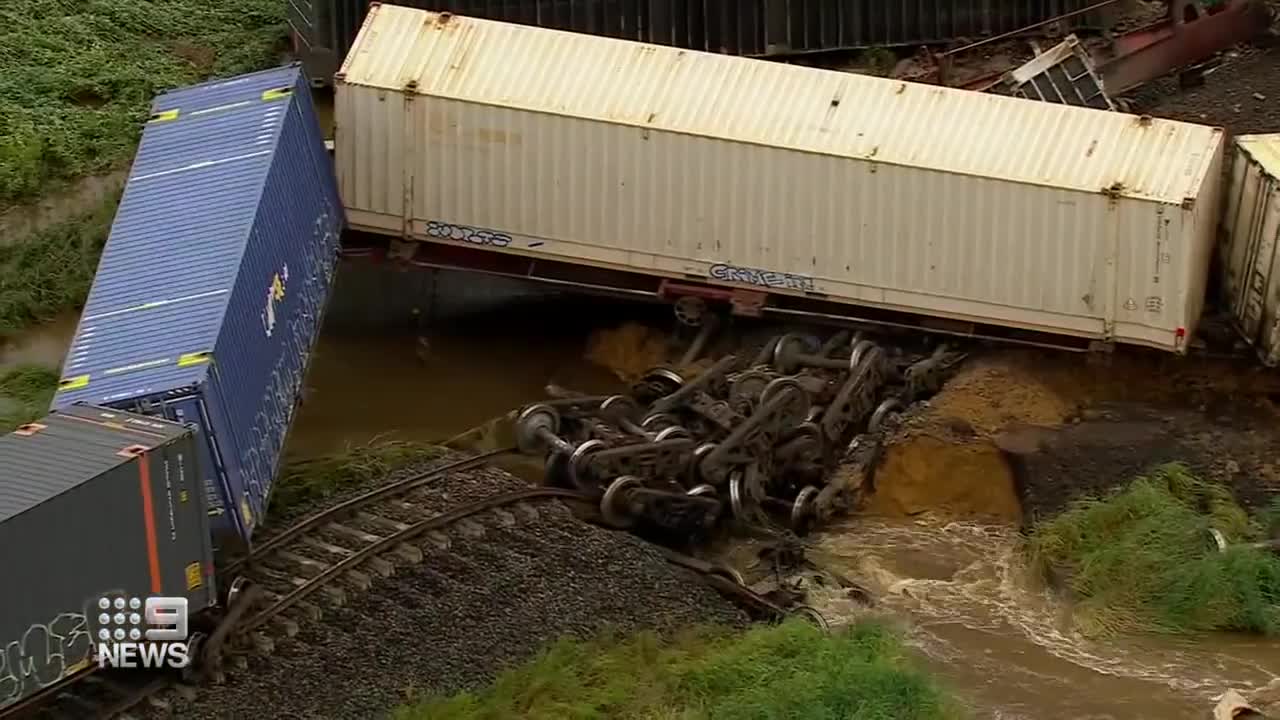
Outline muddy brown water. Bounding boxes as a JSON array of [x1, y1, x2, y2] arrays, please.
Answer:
[[4, 263, 1277, 719], [806, 516, 1280, 719]]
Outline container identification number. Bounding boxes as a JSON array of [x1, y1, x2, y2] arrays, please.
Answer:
[[424, 221, 512, 248]]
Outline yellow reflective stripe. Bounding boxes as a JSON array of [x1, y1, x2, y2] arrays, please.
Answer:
[[149, 109, 179, 122], [178, 352, 212, 367], [262, 87, 292, 101], [58, 375, 90, 391]]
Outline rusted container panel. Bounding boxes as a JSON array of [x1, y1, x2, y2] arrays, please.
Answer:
[[1221, 134, 1280, 366], [290, 0, 1116, 86], [336, 7, 1224, 354], [753, 0, 1116, 55]]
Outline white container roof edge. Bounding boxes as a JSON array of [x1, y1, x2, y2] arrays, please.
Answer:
[[337, 4, 1224, 207], [1236, 134, 1280, 178]]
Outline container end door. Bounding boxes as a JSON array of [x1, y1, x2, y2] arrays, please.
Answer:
[[1257, 191, 1280, 365], [1238, 175, 1277, 344], [147, 395, 247, 549]]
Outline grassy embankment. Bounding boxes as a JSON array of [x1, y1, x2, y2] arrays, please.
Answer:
[[271, 441, 447, 513], [1029, 463, 1280, 636], [0, 0, 287, 426], [394, 617, 964, 720], [0, 0, 285, 206], [0, 0, 286, 331], [0, 194, 119, 431]]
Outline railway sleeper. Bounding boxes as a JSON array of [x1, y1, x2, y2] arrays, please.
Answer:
[[325, 521, 382, 544], [271, 615, 301, 637], [302, 535, 353, 558], [364, 555, 396, 577], [357, 510, 411, 533], [251, 632, 276, 655], [276, 549, 329, 577], [393, 542, 425, 564], [344, 568, 374, 591]]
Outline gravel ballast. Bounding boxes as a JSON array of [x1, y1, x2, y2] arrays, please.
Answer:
[[143, 457, 747, 719]]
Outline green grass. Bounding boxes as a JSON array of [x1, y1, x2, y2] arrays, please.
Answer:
[[393, 617, 962, 720], [0, 0, 286, 205], [0, 365, 59, 432], [0, 191, 118, 337], [1028, 463, 1280, 637], [271, 441, 447, 513]]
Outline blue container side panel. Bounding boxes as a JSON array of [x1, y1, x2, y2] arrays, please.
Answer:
[[151, 64, 315, 117], [210, 67, 344, 533], [50, 63, 339, 547]]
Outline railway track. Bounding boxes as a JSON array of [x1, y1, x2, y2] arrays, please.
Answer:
[[11, 449, 789, 720]]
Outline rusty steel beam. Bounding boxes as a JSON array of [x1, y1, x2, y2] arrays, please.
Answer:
[[1098, 0, 1273, 95]]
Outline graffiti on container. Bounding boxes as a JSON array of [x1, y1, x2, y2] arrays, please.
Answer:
[[238, 206, 341, 531], [0, 612, 92, 709], [708, 263, 815, 292], [424, 220, 512, 248], [261, 264, 289, 338]]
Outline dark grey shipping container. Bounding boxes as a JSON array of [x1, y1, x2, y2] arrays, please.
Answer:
[[0, 406, 217, 712], [289, 0, 1117, 86]]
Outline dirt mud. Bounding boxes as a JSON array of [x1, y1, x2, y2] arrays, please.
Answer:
[[862, 350, 1280, 526], [584, 322, 674, 383]]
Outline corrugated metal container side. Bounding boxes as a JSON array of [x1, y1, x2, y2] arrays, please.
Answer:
[[293, 0, 1113, 84], [336, 7, 1224, 353], [0, 405, 216, 712], [1221, 134, 1280, 366], [51, 64, 346, 547]]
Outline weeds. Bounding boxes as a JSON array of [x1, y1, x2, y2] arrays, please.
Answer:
[[0, 365, 59, 432], [1029, 463, 1280, 636], [271, 441, 446, 513], [0, 191, 118, 337], [0, 0, 286, 205], [393, 617, 962, 720]]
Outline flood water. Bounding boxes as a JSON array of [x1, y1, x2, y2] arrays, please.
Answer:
[[0, 260, 630, 457], [805, 517, 1280, 719], [4, 259, 1277, 718]]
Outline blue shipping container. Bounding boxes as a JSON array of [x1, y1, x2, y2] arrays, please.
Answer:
[[51, 63, 345, 548]]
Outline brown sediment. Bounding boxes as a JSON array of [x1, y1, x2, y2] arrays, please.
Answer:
[[865, 431, 1024, 524], [583, 322, 672, 383], [861, 354, 1075, 523]]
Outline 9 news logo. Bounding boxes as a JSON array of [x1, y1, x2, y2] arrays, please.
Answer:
[[93, 595, 191, 670]]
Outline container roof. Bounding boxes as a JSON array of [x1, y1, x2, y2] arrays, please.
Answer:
[[0, 405, 188, 524], [339, 5, 1223, 206], [53, 64, 303, 408], [1237, 134, 1280, 180]]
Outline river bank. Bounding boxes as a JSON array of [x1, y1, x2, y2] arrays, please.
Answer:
[[806, 349, 1280, 718]]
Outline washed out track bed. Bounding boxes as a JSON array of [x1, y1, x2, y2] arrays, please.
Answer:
[[18, 328, 960, 719]]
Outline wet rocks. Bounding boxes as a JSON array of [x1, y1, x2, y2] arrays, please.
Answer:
[[145, 458, 746, 720]]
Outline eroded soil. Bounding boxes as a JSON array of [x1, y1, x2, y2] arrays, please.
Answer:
[[863, 350, 1280, 526]]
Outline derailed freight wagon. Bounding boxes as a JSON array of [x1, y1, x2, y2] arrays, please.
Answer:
[[334, 7, 1225, 354], [289, 0, 1114, 87], [0, 406, 216, 712], [1221, 134, 1280, 366], [52, 64, 346, 549]]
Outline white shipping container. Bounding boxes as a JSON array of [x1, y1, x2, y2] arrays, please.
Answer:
[[1221, 134, 1280, 366], [334, 5, 1226, 353]]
